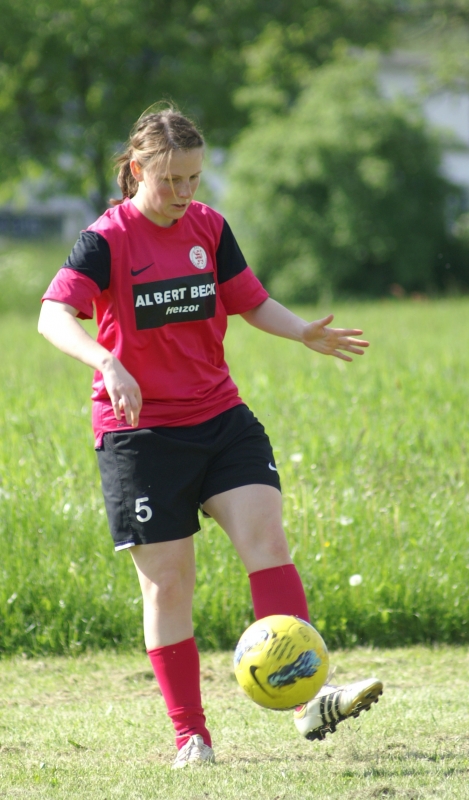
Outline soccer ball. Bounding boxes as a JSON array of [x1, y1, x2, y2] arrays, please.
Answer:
[[233, 614, 329, 710]]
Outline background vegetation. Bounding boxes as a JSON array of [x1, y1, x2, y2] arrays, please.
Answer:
[[2, 1, 469, 298], [0, 0, 397, 210], [0, 3, 468, 656], [0, 240, 468, 655], [226, 52, 463, 302]]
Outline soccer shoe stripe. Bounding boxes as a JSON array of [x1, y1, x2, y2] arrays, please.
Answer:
[[319, 690, 344, 726], [322, 694, 333, 723], [327, 693, 338, 721], [319, 697, 328, 723], [332, 692, 341, 720]]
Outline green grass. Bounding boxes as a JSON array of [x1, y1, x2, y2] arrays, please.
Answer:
[[1, 646, 468, 798], [0, 238, 73, 315], [0, 236, 468, 653]]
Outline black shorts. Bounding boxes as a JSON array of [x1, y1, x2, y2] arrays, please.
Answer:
[[96, 404, 281, 550]]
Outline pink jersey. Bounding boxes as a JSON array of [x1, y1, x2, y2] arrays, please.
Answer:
[[43, 199, 268, 445]]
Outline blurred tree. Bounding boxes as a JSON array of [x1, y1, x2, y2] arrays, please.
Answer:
[[0, 0, 154, 211], [399, 4, 469, 256], [225, 54, 463, 301], [404, 0, 469, 23], [0, 0, 399, 212], [233, 1, 397, 118]]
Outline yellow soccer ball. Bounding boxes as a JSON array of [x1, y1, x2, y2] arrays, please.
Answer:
[[233, 615, 329, 710]]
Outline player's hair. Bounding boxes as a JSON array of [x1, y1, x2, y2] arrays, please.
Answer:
[[111, 104, 204, 205]]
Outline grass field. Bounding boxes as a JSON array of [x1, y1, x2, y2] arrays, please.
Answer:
[[0, 239, 70, 316], [1, 646, 468, 798], [1, 239, 468, 796], [1, 284, 469, 653]]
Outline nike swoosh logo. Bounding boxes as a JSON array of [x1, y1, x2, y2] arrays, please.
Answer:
[[130, 263, 154, 276], [249, 665, 270, 695], [268, 462, 278, 471]]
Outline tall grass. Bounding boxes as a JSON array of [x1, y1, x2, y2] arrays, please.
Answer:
[[0, 239, 468, 654], [226, 300, 469, 648], [0, 238, 72, 314]]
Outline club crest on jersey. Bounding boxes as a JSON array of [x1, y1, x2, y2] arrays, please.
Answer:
[[189, 246, 207, 269]]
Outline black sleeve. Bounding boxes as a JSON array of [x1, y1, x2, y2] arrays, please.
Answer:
[[215, 219, 248, 285], [63, 230, 111, 292]]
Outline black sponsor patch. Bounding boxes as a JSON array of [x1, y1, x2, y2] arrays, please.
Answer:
[[133, 273, 216, 330]]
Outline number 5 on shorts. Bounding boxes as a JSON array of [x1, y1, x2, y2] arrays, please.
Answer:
[[135, 496, 153, 522]]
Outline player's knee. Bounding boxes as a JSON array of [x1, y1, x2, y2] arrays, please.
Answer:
[[253, 526, 290, 566], [268, 536, 291, 564], [142, 568, 193, 612]]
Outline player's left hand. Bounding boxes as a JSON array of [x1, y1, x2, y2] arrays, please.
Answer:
[[302, 314, 369, 361]]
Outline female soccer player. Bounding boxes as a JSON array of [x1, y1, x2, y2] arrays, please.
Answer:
[[38, 106, 383, 768]]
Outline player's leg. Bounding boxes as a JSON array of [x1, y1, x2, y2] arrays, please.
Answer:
[[130, 538, 195, 650], [130, 539, 214, 766], [199, 405, 310, 622], [96, 428, 214, 766], [202, 484, 310, 621]]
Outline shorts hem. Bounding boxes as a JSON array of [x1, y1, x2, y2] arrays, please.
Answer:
[[200, 476, 281, 508], [114, 525, 201, 550], [115, 541, 136, 552]]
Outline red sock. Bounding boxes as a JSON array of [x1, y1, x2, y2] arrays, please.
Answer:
[[147, 637, 211, 750], [249, 563, 310, 622]]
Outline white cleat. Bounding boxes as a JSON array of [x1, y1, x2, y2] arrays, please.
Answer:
[[171, 734, 216, 769], [294, 677, 383, 741]]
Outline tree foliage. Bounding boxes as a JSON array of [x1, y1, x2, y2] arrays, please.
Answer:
[[225, 54, 464, 301], [0, 0, 399, 211]]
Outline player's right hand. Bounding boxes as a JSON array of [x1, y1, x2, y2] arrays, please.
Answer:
[[101, 358, 142, 427]]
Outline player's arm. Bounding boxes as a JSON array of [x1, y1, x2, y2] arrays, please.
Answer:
[[241, 298, 369, 362], [38, 300, 142, 425]]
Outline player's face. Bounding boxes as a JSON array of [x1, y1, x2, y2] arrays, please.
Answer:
[[131, 148, 204, 227]]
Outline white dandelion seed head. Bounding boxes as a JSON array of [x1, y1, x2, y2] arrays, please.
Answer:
[[349, 574, 363, 587], [290, 453, 303, 463]]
